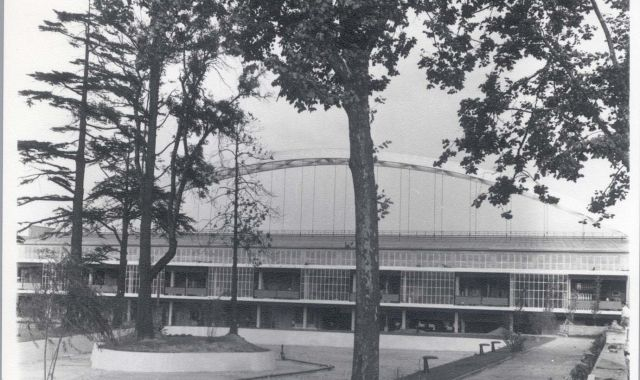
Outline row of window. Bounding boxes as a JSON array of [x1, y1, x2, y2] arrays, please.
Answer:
[[18, 262, 626, 311], [19, 245, 628, 272]]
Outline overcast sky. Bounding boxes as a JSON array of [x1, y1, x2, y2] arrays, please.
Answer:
[[4, 0, 634, 235]]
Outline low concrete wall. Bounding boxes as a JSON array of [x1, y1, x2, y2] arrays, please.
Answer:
[[164, 326, 504, 352], [566, 325, 608, 336], [91, 344, 276, 373], [588, 329, 628, 380]]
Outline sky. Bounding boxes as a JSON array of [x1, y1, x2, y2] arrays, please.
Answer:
[[3, 0, 635, 236]]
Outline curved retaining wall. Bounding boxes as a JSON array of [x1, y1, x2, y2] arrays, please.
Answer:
[[164, 327, 505, 352], [91, 344, 276, 373]]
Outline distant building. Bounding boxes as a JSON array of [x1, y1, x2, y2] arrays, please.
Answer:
[[16, 231, 628, 333]]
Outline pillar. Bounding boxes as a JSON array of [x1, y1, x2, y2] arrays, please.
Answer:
[[88, 272, 93, 286], [168, 301, 174, 326], [455, 275, 460, 297], [170, 271, 175, 287], [454, 312, 459, 333], [351, 309, 356, 331], [303, 270, 310, 299], [460, 315, 466, 333], [256, 305, 261, 328], [126, 300, 132, 322], [401, 273, 407, 302], [303, 306, 308, 329], [401, 309, 407, 330], [258, 270, 264, 290], [508, 313, 514, 332], [352, 272, 357, 292]]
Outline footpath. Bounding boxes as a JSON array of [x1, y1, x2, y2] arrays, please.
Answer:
[[465, 337, 592, 380]]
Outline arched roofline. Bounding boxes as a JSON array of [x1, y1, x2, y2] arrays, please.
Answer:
[[214, 149, 603, 226]]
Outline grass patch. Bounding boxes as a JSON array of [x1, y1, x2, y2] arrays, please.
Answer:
[[400, 336, 554, 380], [100, 333, 268, 353]]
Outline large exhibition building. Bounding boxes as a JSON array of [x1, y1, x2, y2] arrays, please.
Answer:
[[17, 231, 628, 334], [15, 153, 630, 334]]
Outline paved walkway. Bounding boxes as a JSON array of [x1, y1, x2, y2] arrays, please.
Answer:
[[465, 337, 592, 380]]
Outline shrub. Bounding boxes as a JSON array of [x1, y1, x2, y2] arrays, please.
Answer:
[[569, 332, 606, 380], [503, 330, 526, 352], [570, 363, 590, 380]]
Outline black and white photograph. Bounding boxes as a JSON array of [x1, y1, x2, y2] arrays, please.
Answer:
[[2, 1, 637, 379]]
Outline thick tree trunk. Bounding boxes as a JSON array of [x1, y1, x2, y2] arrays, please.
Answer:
[[345, 89, 380, 380], [135, 26, 163, 339], [229, 135, 240, 335], [112, 216, 129, 328]]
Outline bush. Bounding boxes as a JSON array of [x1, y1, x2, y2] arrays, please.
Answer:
[[503, 330, 526, 352], [569, 332, 606, 380]]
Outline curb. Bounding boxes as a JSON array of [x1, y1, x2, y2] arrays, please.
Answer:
[[239, 358, 334, 380]]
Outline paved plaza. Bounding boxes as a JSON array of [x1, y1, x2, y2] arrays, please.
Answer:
[[14, 341, 470, 380]]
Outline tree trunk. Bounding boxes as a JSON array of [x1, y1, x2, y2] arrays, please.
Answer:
[[135, 22, 163, 339], [345, 84, 380, 380], [112, 216, 129, 328], [70, 8, 91, 262], [229, 134, 240, 335], [65, 6, 91, 329]]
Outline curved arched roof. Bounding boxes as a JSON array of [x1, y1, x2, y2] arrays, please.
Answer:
[[214, 149, 602, 227]]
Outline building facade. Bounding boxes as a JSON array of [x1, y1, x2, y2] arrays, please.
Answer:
[[17, 232, 628, 334]]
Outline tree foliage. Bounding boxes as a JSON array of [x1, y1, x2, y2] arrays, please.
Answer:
[[424, 0, 629, 226]]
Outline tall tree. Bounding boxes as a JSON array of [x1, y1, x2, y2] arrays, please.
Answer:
[[211, 125, 272, 335], [18, 4, 95, 253], [84, 136, 140, 327], [231, 2, 416, 378], [93, 0, 262, 338], [18, 2, 108, 328]]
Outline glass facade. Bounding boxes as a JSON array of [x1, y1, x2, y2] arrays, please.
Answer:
[[403, 271, 454, 304], [302, 269, 351, 301], [207, 267, 254, 298], [17, 245, 627, 273], [510, 273, 568, 309], [125, 265, 164, 294]]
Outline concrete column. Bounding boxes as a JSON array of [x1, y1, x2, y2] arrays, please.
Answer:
[[126, 300, 132, 322], [401, 309, 407, 330], [303, 271, 310, 299], [567, 277, 572, 309], [258, 270, 264, 290], [352, 272, 357, 292], [384, 312, 389, 332], [351, 309, 356, 331], [401, 272, 407, 302], [508, 313, 514, 331], [170, 271, 175, 287], [168, 301, 174, 326], [460, 315, 466, 333], [303, 306, 308, 329], [454, 312, 459, 333], [455, 275, 460, 296], [212, 269, 217, 296], [256, 305, 261, 328], [88, 272, 93, 286]]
